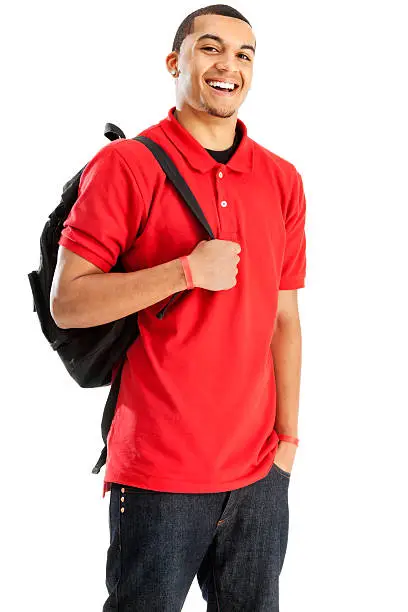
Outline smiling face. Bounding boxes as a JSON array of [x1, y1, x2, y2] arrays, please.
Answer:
[[167, 13, 256, 119]]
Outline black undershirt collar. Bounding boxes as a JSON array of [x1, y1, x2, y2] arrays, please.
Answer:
[[205, 127, 241, 164]]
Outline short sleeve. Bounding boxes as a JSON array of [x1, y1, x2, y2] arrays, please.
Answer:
[[58, 145, 145, 272], [279, 170, 307, 290]]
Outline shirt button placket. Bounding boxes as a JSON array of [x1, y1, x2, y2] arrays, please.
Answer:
[[216, 166, 226, 232], [216, 165, 237, 235]]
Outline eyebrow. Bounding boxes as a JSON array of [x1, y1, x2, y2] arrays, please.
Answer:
[[196, 33, 256, 55]]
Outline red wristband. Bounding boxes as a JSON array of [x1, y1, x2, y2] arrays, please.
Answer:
[[277, 434, 299, 447], [180, 255, 194, 290]]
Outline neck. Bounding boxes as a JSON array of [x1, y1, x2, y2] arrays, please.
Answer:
[[173, 104, 238, 150]]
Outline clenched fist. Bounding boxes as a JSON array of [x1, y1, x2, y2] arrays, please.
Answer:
[[187, 239, 241, 291]]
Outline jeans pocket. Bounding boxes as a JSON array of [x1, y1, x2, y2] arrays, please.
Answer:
[[272, 462, 291, 479]]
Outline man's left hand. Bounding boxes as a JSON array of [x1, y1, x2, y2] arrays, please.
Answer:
[[273, 440, 297, 474]]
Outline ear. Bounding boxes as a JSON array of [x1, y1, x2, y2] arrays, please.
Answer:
[[165, 52, 179, 77]]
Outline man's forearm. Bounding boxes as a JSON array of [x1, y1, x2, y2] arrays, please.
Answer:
[[52, 257, 187, 329], [271, 315, 302, 437]]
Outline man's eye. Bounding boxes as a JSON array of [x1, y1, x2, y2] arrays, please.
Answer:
[[202, 47, 251, 62]]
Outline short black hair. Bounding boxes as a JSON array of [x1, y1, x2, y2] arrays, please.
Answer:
[[172, 4, 252, 53]]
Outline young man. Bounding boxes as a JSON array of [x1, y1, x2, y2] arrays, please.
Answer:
[[51, 4, 306, 610]]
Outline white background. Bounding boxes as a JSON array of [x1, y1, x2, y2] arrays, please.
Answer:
[[2, 0, 408, 610]]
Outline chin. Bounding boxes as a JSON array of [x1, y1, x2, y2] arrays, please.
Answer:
[[199, 97, 238, 119], [206, 106, 237, 119]]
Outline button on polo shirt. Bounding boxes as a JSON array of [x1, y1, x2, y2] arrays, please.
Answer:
[[58, 106, 307, 498]]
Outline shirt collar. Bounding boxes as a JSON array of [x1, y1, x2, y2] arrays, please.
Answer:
[[158, 106, 253, 174]]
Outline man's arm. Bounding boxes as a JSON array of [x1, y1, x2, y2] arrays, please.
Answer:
[[50, 246, 187, 329], [271, 288, 302, 472]]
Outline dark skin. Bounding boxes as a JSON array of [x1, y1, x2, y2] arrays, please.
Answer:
[[166, 13, 301, 473]]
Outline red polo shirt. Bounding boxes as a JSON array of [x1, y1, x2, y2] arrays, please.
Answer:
[[58, 106, 307, 498]]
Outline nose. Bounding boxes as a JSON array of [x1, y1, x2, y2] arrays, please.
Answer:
[[213, 62, 240, 83], [214, 50, 239, 73], [215, 61, 230, 71]]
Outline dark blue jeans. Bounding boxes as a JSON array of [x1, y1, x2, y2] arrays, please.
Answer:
[[102, 461, 290, 611]]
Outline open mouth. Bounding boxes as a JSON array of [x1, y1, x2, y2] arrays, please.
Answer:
[[204, 79, 240, 96]]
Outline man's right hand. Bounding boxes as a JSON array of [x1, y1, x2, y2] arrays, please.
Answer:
[[187, 239, 241, 291]]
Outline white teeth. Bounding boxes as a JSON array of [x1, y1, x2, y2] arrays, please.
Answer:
[[207, 80, 236, 91]]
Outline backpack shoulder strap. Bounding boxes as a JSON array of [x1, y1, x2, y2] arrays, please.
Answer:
[[133, 135, 215, 240]]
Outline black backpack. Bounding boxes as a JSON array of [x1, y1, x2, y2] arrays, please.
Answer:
[[28, 122, 215, 475]]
